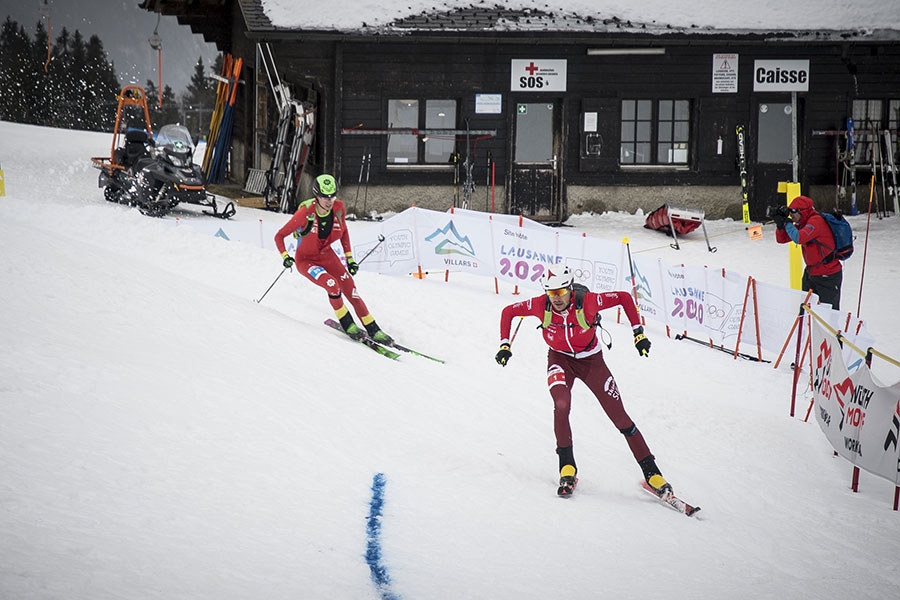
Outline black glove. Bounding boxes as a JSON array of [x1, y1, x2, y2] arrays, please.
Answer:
[[281, 251, 295, 269], [495, 343, 512, 366], [346, 258, 359, 275], [772, 213, 787, 230], [633, 326, 651, 357]]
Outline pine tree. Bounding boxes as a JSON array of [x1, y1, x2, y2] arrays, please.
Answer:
[[84, 34, 120, 131], [144, 80, 181, 132], [46, 26, 75, 128], [28, 21, 53, 126], [160, 85, 181, 127], [184, 56, 217, 141], [0, 18, 31, 122]]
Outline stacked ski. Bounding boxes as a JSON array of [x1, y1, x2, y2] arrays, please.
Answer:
[[639, 481, 701, 517], [736, 125, 749, 224], [203, 54, 243, 183]]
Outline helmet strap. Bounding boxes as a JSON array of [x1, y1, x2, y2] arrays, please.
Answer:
[[315, 198, 332, 215]]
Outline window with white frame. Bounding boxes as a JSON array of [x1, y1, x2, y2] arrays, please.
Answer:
[[387, 98, 457, 165]]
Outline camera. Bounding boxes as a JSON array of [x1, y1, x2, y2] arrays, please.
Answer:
[[766, 204, 790, 219]]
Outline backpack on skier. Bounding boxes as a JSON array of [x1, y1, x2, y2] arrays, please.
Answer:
[[818, 211, 854, 262]]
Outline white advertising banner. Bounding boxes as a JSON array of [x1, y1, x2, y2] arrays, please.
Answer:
[[350, 206, 624, 293], [348, 207, 875, 358], [811, 318, 900, 485], [189, 205, 871, 361]]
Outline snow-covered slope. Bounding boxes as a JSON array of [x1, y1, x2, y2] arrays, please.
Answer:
[[2, 120, 899, 599]]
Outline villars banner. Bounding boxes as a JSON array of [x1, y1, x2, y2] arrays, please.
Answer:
[[811, 317, 900, 485]]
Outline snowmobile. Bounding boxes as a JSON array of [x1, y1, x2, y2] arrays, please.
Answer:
[[91, 85, 234, 219]]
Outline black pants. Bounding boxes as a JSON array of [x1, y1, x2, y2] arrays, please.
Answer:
[[803, 269, 843, 310]]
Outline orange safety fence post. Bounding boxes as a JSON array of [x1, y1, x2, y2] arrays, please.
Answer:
[[773, 290, 814, 369], [733, 276, 753, 360]]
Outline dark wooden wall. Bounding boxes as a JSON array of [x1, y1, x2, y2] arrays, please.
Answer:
[[233, 31, 899, 216]]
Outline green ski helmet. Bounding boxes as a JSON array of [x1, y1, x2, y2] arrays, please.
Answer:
[[313, 174, 338, 198]]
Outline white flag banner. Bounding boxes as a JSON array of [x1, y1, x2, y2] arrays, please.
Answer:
[[350, 207, 627, 293], [811, 318, 900, 485]]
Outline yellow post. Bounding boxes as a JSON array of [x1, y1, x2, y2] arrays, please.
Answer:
[[777, 181, 803, 290], [0, 160, 5, 196]]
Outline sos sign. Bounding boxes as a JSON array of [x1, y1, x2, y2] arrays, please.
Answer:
[[510, 59, 568, 92]]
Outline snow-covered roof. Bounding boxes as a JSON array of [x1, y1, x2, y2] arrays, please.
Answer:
[[256, 0, 900, 40]]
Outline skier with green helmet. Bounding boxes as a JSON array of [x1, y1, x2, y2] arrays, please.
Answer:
[[274, 173, 393, 343]]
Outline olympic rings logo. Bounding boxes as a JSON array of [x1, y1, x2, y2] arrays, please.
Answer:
[[570, 267, 592, 282], [706, 304, 727, 319]]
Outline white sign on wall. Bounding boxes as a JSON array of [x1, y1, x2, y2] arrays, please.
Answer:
[[475, 94, 502, 114], [712, 53, 738, 93], [510, 59, 567, 92], [753, 59, 810, 92]]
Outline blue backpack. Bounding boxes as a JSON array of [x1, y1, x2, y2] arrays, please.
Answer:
[[819, 211, 853, 262]]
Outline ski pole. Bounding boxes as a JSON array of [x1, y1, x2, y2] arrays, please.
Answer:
[[353, 149, 365, 215], [509, 316, 524, 346], [254, 267, 289, 304], [362, 151, 371, 216], [356, 234, 386, 267], [673, 333, 770, 363], [622, 237, 640, 311]]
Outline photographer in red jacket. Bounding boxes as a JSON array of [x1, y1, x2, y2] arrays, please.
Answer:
[[772, 195, 843, 310]]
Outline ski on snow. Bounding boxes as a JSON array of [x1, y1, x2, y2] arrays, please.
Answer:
[[640, 480, 701, 517], [324, 319, 400, 360], [387, 340, 445, 363], [324, 319, 444, 363]]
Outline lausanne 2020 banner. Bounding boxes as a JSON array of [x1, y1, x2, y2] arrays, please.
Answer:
[[349, 206, 872, 359]]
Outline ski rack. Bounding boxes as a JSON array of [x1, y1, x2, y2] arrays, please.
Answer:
[[253, 42, 317, 213], [884, 130, 899, 215], [251, 91, 317, 213], [340, 127, 497, 209], [813, 127, 900, 216]]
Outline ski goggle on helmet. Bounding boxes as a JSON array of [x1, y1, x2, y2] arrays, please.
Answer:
[[313, 174, 338, 199], [541, 266, 574, 297]]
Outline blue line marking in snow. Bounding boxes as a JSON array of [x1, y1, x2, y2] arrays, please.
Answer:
[[366, 472, 400, 600]]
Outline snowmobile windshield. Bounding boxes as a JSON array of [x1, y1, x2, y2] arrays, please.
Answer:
[[155, 125, 195, 168]]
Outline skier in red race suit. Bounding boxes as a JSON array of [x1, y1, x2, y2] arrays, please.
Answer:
[[274, 173, 392, 343], [495, 266, 672, 498]]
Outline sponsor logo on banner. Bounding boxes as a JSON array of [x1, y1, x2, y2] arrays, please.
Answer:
[[629, 261, 657, 317], [425, 220, 478, 268], [811, 319, 900, 484]]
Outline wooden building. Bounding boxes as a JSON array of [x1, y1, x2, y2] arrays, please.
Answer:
[[142, 0, 900, 222]]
